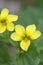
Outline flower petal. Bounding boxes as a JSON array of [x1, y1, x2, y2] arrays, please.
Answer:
[[7, 23, 14, 31], [0, 23, 6, 33], [1, 8, 9, 18], [7, 15, 18, 23], [10, 32, 22, 41], [30, 30, 41, 40], [20, 39, 30, 51], [15, 25, 25, 37], [26, 24, 36, 36]]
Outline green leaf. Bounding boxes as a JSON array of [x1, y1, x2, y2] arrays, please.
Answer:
[[0, 41, 10, 64], [10, 43, 40, 65], [40, 50, 43, 62]]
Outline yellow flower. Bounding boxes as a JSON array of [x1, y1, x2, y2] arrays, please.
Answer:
[[0, 8, 18, 33], [11, 24, 41, 51]]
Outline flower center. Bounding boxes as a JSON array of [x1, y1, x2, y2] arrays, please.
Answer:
[[1, 19, 7, 25], [23, 34, 30, 40]]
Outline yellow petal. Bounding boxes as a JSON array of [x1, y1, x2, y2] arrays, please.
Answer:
[[7, 14, 18, 23], [10, 32, 22, 41], [26, 24, 36, 36], [15, 25, 25, 37], [20, 39, 30, 51], [7, 23, 14, 31], [30, 30, 41, 40], [1, 8, 9, 18], [0, 23, 6, 33]]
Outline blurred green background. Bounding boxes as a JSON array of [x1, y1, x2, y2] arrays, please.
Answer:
[[0, 0, 43, 65]]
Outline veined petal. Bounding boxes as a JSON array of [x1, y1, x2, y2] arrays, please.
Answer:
[[26, 24, 36, 36], [7, 14, 18, 23], [15, 25, 25, 37], [20, 39, 30, 51], [1, 8, 9, 18], [0, 23, 6, 33], [7, 23, 14, 31], [30, 30, 41, 40], [10, 32, 22, 41]]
